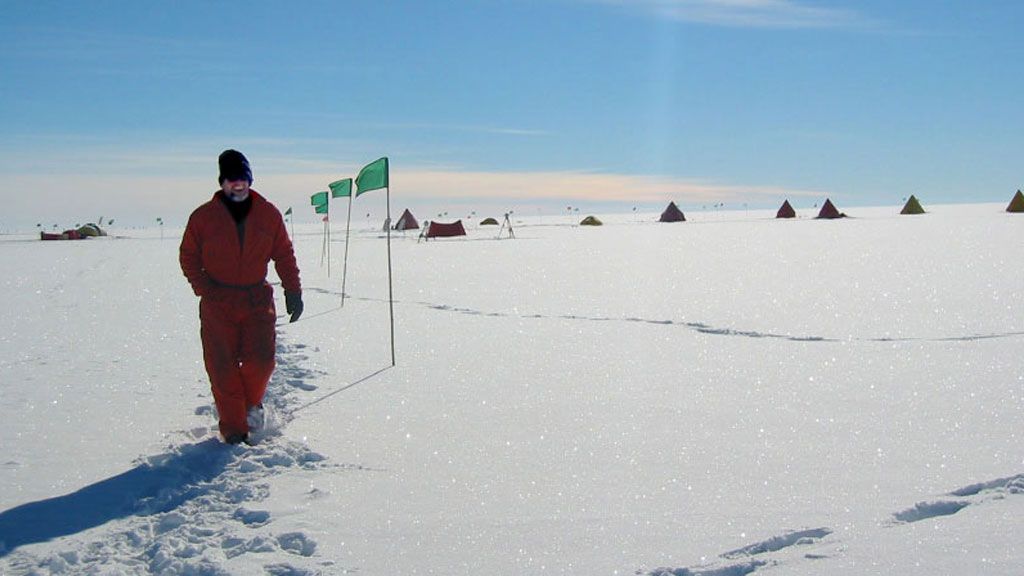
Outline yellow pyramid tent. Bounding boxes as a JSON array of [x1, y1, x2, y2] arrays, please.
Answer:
[[900, 195, 926, 215], [1007, 190, 1024, 213]]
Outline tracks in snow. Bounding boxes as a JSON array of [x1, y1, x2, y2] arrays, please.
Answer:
[[643, 473, 1024, 575], [305, 286, 1024, 343], [0, 338, 365, 575]]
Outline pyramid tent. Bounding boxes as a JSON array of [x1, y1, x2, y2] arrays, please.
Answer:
[[1007, 190, 1024, 213], [423, 220, 467, 238], [580, 215, 603, 226], [776, 200, 796, 219], [659, 202, 686, 222], [479, 217, 499, 226], [900, 195, 926, 215], [816, 199, 846, 219], [393, 209, 420, 230]]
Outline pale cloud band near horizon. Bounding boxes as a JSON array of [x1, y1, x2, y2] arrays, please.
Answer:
[[382, 168, 825, 205], [2, 165, 827, 228]]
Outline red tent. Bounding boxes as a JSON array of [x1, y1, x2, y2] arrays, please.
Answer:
[[659, 201, 686, 222], [40, 229, 85, 241], [816, 199, 846, 219], [776, 200, 796, 219], [393, 209, 420, 230], [423, 220, 467, 238]]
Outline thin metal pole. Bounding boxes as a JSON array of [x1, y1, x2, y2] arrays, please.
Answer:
[[386, 185, 395, 366], [320, 219, 327, 268], [340, 193, 353, 307]]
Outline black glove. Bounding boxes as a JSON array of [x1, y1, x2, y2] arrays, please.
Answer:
[[285, 290, 303, 323]]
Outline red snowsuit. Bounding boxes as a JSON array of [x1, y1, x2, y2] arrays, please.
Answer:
[[179, 190, 301, 439]]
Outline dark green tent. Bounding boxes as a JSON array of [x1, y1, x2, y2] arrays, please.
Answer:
[[1007, 190, 1024, 213], [77, 223, 106, 236], [900, 195, 926, 215]]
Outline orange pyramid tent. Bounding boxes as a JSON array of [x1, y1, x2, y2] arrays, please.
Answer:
[[659, 201, 686, 222], [816, 198, 846, 219], [1007, 190, 1024, 213], [900, 195, 926, 215], [776, 200, 796, 219]]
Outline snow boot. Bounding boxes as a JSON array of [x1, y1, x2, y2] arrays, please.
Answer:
[[224, 432, 249, 445], [247, 404, 265, 432]]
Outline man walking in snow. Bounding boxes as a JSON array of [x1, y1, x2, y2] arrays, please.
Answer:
[[180, 149, 303, 445]]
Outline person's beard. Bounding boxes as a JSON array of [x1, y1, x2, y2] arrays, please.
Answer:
[[226, 185, 250, 202]]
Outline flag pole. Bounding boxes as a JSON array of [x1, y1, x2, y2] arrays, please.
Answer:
[[341, 193, 353, 308], [386, 183, 395, 366], [320, 218, 327, 269]]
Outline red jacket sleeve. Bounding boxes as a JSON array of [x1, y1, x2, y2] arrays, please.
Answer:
[[179, 212, 214, 297], [271, 212, 302, 293]]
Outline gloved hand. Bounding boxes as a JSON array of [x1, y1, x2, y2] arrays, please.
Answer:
[[285, 290, 303, 323]]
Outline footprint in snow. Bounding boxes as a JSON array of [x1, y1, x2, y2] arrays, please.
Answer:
[[287, 379, 318, 391]]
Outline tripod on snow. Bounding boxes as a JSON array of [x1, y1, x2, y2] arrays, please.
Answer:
[[496, 213, 515, 240]]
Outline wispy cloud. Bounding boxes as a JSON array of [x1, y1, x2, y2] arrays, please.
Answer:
[[594, 0, 874, 29], [241, 111, 549, 138]]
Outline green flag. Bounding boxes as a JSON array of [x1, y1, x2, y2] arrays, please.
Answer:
[[284, 207, 293, 216], [310, 191, 328, 206], [315, 203, 329, 214], [329, 178, 352, 198], [355, 157, 389, 196]]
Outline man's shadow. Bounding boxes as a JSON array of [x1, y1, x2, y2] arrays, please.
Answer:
[[0, 439, 232, 557]]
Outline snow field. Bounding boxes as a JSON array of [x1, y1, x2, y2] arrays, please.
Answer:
[[1, 202, 1022, 574]]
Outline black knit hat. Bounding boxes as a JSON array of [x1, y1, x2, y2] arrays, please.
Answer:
[[218, 149, 253, 184]]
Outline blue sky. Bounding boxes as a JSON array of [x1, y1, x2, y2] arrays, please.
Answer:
[[1, 0, 1021, 227]]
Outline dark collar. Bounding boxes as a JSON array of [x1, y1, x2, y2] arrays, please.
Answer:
[[217, 191, 254, 223]]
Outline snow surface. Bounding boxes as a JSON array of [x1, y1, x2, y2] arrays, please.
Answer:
[[1, 203, 1022, 575]]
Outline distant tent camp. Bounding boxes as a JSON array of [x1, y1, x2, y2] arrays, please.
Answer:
[[422, 220, 467, 239], [1007, 190, 1024, 213], [816, 199, 846, 219], [479, 217, 500, 226], [900, 195, 926, 215], [776, 200, 796, 219], [393, 209, 420, 230], [580, 215, 603, 226], [659, 202, 686, 222]]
